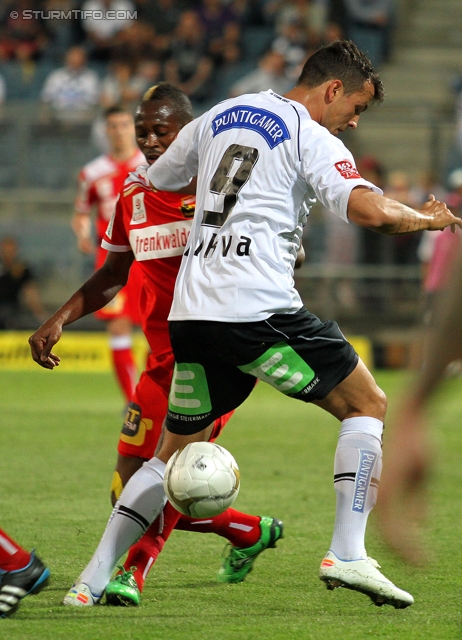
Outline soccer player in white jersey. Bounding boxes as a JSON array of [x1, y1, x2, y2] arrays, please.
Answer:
[[31, 41, 461, 608]]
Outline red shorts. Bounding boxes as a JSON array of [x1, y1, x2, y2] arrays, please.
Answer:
[[118, 350, 233, 459], [94, 248, 142, 325]]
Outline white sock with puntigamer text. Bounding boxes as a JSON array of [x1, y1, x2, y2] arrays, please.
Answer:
[[329, 416, 383, 561], [78, 457, 167, 595]]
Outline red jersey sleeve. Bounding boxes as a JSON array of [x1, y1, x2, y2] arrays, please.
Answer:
[[101, 193, 131, 252]]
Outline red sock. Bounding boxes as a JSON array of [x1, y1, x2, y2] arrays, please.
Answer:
[[123, 502, 181, 592], [176, 509, 262, 548], [0, 528, 31, 572], [111, 346, 137, 402]]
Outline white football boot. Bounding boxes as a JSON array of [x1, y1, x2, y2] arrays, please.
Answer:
[[319, 550, 414, 609], [63, 582, 102, 606]]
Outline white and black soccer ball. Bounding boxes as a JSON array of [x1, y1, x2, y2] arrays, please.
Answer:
[[163, 442, 240, 518]]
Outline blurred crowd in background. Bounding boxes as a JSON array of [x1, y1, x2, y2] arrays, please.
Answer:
[[0, 0, 397, 112], [1, 0, 462, 347]]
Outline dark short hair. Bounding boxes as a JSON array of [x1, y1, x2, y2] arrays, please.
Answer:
[[297, 40, 385, 104], [140, 82, 193, 124], [104, 104, 132, 119]]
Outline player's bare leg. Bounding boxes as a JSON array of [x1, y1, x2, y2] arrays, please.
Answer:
[[63, 425, 210, 606], [314, 358, 414, 608], [106, 448, 282, 605], [107, 316, 137, 404]]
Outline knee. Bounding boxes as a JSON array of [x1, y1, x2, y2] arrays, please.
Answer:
[[372, 385, 387, 420], [346, 382, 387, 422]]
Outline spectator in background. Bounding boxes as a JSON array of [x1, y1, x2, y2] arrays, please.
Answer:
[[0, 237, 47, 330], [135, 0, 182, 57], [100, 58, 159, 109], [356, 154, 387, 265], [40, 45, 100, 121], [41, 0, 80, 63], [271, 16, 311, 81], [110, 21, 161, 69], [322, 20, 344, 44], [133, 0, 182, 63], [0, 72, 5, 103], [354, 154, 388, 314], [344, 0, 395, 68], [273, 0, 327, 45], [164, 10, 214, 105], [384, 170, 422, 265], [0, 0, 48, 62], [216, 21, 242, 68], [229, 49, 292, 97], [197, 0, 242, 66], [326, 0, 348, 39], [80, 0, 136, 61], [93, 57, 160, 149]]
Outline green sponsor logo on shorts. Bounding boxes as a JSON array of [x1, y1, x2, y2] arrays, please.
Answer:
[[238, 342, 315, 394], [168, 363, 212, 415]]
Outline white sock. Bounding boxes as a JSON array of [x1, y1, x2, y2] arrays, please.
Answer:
[[329, 416, 383, 560], [109, 334, 133, 350], [79, 457, 167, 594]]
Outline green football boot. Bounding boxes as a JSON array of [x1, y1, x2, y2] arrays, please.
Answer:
[[105, 566, 140, 606], [217, 516, 284, 583]]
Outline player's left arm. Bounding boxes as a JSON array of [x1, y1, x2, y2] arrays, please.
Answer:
[[295, 245, 305, 269], [347, 187, 462, 234], [72, 211, 95, 254], [29, 250, 134, 369]]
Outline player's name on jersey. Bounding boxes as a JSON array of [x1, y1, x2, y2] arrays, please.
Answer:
[[186, 234, 252, 259]]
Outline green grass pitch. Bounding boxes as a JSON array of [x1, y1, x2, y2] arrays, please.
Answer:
[[1, 368, 462, 639]]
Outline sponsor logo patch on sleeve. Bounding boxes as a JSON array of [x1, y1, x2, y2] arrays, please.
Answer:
[[334, 160, 362, 179], [131, 192, 147, 224]]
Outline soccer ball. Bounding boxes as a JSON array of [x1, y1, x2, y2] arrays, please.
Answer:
[[163, 442, 240, 518]]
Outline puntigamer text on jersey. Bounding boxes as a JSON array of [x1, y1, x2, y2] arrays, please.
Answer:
[[211, 106, 290, 149]]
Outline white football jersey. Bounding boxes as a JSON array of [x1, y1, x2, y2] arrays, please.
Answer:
[[148, 90, 381, 322]]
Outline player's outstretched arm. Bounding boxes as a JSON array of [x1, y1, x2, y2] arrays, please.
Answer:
[[71, 212, 95, 254], [377, 248, 462, 563], [347, 188, 462, 234], [29, 251, 134, 369]]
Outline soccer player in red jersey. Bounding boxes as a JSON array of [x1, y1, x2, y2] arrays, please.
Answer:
[[30, 84, 283, 607], [0, 527, 49, 618], [72, 106, 146, 403]]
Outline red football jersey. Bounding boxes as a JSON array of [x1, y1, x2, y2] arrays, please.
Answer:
[[75, 150, 146, 243], [102, 165, 195, 352]]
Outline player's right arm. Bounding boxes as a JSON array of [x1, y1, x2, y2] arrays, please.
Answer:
[[29, 250, 134, 369], [73, 168, 96, 253], [347, 188, 462, 234], [71, 211, 95, 254]]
